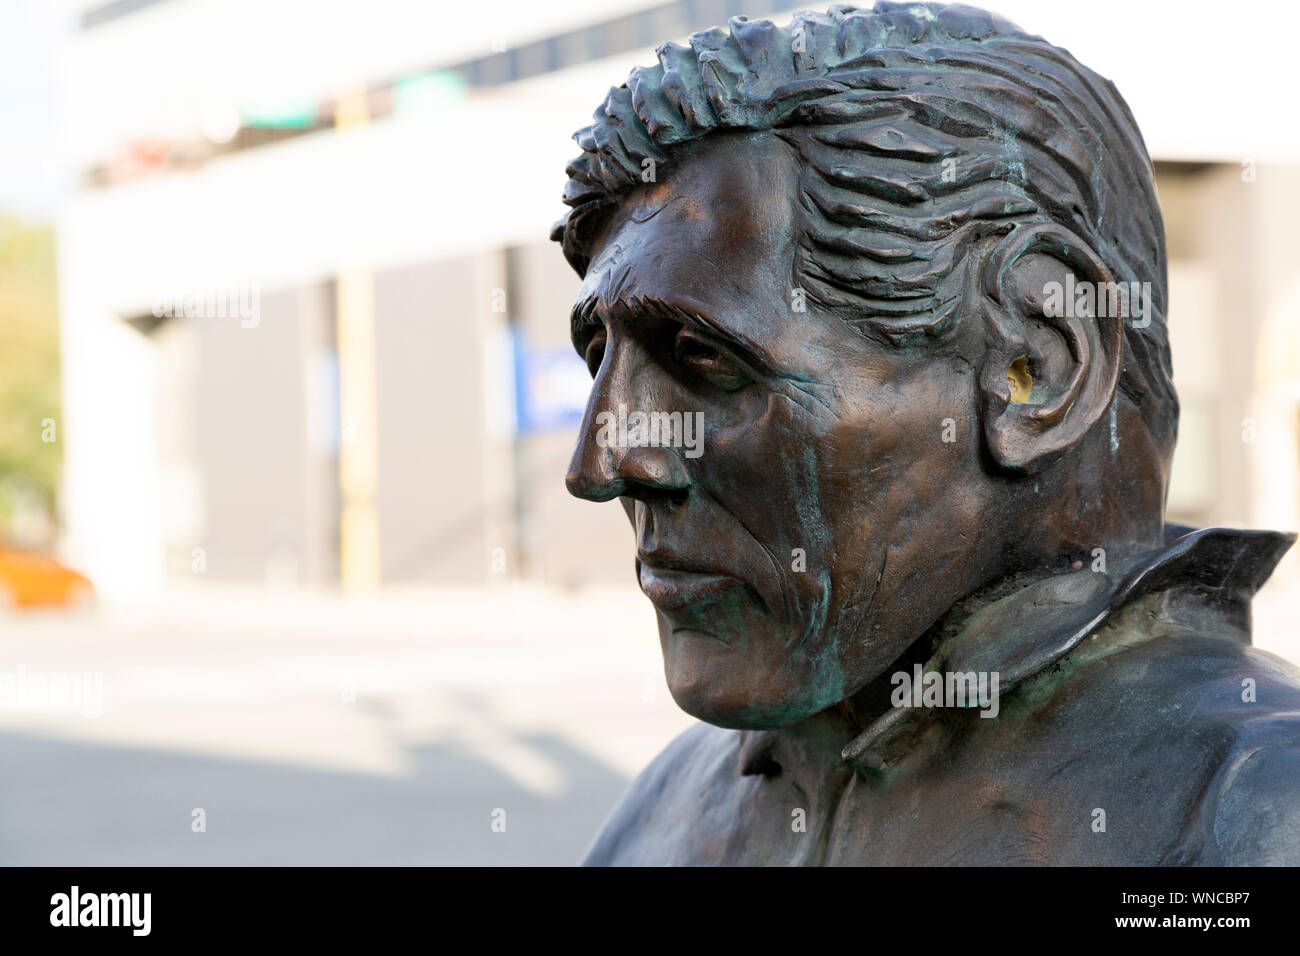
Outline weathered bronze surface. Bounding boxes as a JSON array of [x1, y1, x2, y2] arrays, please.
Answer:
[[552, 2, 1300, 865]]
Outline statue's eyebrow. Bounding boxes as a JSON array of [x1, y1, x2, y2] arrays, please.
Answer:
[[571, 293, 778, 377], [576, 292, 745, 336], [570, 293, 713, 349], [569, 296, 602, 346]]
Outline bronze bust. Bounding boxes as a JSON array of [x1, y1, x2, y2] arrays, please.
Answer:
[[551, 1, 1300, 865]]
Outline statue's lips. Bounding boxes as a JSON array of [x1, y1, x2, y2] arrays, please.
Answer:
[[636, 553, 747, 614]]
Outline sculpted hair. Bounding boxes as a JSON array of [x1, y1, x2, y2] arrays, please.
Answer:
[[551, 1, 1177, 465]]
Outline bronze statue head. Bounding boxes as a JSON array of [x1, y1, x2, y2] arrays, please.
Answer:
[[554, 2, 1178, 730]]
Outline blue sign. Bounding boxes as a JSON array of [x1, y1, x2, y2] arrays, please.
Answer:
[[513, 330, 591, 435]]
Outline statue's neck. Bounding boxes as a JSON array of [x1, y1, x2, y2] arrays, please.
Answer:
[[755, 560, 1071, 778]]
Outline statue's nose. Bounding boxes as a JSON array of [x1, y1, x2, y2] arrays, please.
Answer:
[[566, 333, 691, 502], [566, 435, 690, 503]]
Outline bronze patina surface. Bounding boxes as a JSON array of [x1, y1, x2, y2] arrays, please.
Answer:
[[551, 1, 1300, 865]]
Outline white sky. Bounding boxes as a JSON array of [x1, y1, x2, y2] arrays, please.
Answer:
[[0, 0, 66, 221]]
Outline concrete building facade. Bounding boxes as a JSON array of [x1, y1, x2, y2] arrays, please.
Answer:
[[52, 0, 1300, 600]]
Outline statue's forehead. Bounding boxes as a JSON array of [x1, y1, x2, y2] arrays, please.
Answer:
[[577, 132, 800, 313]]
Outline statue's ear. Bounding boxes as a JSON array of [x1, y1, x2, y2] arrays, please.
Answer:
[[978, 223, 1124, 473]]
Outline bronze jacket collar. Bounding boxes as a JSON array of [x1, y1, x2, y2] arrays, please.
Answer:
[[839, 524, 1294, 775]]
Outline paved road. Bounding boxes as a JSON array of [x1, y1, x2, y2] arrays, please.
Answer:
[[0, 584, 692, 865], [2, 582, 1297, 865]]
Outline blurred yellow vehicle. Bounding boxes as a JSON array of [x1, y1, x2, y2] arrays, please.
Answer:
[[0, 546, 93, 608]]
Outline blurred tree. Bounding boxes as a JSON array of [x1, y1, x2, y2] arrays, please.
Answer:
[[0, 214, 60, 546]]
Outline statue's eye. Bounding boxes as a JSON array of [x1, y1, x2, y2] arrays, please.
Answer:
[[583, 330, 606, 378], [674, 330, 752, 391]]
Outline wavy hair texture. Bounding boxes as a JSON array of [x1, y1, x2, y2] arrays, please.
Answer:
[[551, 1, 1177, 463]]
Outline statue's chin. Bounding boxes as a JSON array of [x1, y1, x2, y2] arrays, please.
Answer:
[[664, 660, 842, 731]]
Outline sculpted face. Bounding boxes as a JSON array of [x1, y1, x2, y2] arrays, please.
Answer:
[[566, 131, 990, 729]]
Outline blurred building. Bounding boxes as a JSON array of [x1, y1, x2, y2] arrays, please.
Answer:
[[53, 0, 1300, 600]]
